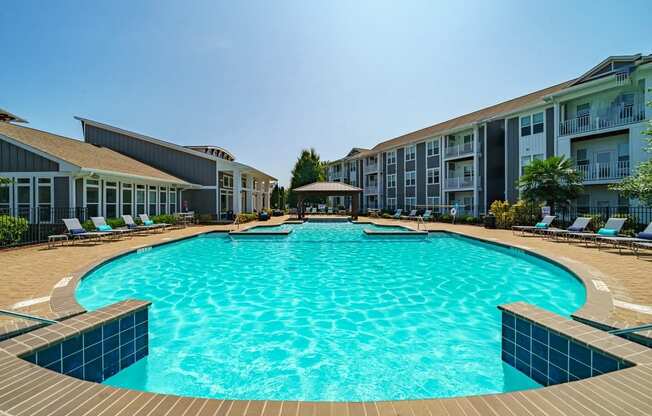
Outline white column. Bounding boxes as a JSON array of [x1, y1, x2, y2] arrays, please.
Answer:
[[215, 164, 220, 217], [246, 175, 254, 211], [233, 170, 242, 214], [265, 182, 271, 210], [473, 125, 479, 217]]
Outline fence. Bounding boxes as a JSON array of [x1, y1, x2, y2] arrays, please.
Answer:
[[553, 205, 652, 232], [0, 207, 88, 248]]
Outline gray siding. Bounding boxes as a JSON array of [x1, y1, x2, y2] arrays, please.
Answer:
[[416, 142, 426, 206], [546, 107, 555, 158], [53, 177, 69, 209], [84, 125, 216, 186], [181, 189, 217, 214], [506, 117, 520, 203], [75, 178, 84, 207], [396, 148, 404, 208], [478, 126, 486, 214], [0, 138, 59, 172], [382, 152, 387, 208]]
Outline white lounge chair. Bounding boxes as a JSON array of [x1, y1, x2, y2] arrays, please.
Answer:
[[122, 215, 161, 233], [62, 218, 110, 243], [541, 217, 592, 240], [567, 218, 627, 247], [422, 210, 433, 221], [139, 214, 168, 230], [596, 221, 652, 254], [90, 217, 133, 239], [401, 210, 417, 220], [392, 209, 402, 219], [512, 215, 556, 236]]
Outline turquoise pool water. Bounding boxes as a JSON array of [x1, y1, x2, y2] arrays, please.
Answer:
[[76, 222, 585, 401]]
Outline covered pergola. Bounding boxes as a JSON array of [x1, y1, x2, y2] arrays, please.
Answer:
[[293, 181, 362, 220]]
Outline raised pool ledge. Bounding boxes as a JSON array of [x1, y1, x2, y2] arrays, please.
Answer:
[[0, 299, 150, 383], [498, 301, 652, 387]]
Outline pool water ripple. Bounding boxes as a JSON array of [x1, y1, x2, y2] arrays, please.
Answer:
[[76, 222, 585, 401]]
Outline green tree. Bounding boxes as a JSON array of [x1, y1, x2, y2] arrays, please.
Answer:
[[518, 156, 583, 212], [610, 98, 652, 206], [0, 177, 12, 185], [287, 148, 326, 207], [270, 184, 286, 209]]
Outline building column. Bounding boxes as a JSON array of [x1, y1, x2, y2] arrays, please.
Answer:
[[473, 125, 479, 217], [246, 176, 254, 212], [265, 182, 271, 209], [233, 170, 242, 214], [215, 164, 220, 217]]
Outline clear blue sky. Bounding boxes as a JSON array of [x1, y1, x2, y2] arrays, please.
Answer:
[[1, 1, 650, 185]]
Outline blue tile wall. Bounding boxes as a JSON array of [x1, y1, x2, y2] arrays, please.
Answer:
[[23, 308, 148, 383], [501, 311, 631, 386]]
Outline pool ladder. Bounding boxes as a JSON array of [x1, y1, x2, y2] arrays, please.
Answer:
[[416, 216, 425, 231]]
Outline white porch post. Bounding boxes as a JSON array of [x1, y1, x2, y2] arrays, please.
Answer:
[[265, 182, 271, 210], [233, 170, 242, 214], [215, 163, 220, 217], [246, 175, 254, 212]]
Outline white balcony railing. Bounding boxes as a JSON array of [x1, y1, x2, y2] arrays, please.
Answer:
[[560, 103, 645, 136], [575, 160, 630, 182], [364, 185, 379, 194], [445, 142, 474, 158], [444, 176, 475, 190], [365, 163, 378, 173]]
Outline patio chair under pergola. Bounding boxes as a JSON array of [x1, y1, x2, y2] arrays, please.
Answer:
[[293, 182, 362, 220]]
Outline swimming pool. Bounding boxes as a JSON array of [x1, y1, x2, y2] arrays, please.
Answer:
[[76, 222, 585, 401]]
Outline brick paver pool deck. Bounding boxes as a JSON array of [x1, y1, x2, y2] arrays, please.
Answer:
[[1, 216, 651, 415]]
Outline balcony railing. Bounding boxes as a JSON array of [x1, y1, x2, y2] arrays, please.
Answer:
[[444, 176, 475, 190], [364, 185, 379, 194], [560, 103, 645, 136], [365, 163, 378, 173], [575, 160, 630, 182], [445, 142, 474, 158]]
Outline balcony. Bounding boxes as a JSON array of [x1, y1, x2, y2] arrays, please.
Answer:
[[575, 160, 630, 182], [444, 176, 476, 190], [560, 103, 645, 137], [445, 142, 474, 159], [364, 185, 379, 194], [365, 163, 378, 173]]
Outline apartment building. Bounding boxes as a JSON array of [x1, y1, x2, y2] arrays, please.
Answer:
[[0, 113, 276, 222], [327, 54, 652, 215]]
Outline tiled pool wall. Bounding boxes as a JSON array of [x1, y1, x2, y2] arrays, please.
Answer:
[[501, 309, 632, 386], [23, 307, 149, 383]]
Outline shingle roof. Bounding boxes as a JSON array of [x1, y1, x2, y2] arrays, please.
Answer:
[[293, 181, 362, 193], [367, 79, 576, 153], [0, 122, 193, 185]]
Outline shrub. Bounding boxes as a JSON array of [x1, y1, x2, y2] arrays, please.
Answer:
[[236, 212, 258, 224], [511, 200, 540, 226], [462, 215, 480, 224], [81, 218, 126, 231], [0, 215, 29, 245], [439, 214, 452, 223], [490, 200, 513, 229], [151, 214, 178, 225], [381, 213, 393, 219]]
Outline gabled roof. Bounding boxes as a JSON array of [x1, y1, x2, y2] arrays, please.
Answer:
[[568, 54, 649, 87], [0, 122, 193, 185], [370, 79, 575, 153], [293, 181, 362, 193], [0, 108, 27, 123]]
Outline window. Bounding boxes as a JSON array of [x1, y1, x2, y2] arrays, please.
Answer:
[[532, 112, 544, 134], [148, 186, 158, 215], [405, 145, 416, 161], [520, 154, 544, 175], [159, 187, 167, 215], [122, 184, 133, 216], [85, 179, 100, 218], [222, 175, 233, 188], [0, 182, 10, 214], [136, 185, 146, 215], [426, 196, 440, 211], [387, 150, 396, 165], [387, 174, 397, 188], [387, 197, 396, 211], [427, 168, 440, 185], [405, 197, 416, 210], [169, 189, 177, 214], [577, 103, 591, 127], [520, 116, 531, 137], [405, 171, 416, 187], [426, 140, 439, 157], [241, 177, 247, 189], [105, 181, 117, 218], [37, 178, 53, 222]]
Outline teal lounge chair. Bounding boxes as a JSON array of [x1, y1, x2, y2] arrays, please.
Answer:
[[392, 209, 402, 219], [422, 210, 433, 221], [512, 215, 555, 236], [567, 218, 627, 247]]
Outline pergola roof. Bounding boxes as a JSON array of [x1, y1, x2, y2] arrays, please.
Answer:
[[293, 181, 362, 194]]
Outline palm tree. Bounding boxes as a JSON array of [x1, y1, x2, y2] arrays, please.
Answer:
[[518, 156, 583, 212]]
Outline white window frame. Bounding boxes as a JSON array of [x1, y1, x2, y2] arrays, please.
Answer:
[[426, 167, 440, 185], [148, 186, 158, 215], [386, 173, 396, 188], [405, 145, 416, 162], [84, 178, 101, 219], [104, 181, 118, 219], [386, 150, 396, 165], [136, 184, 146, 215], [222, 174, 233, 189], [426, 196, 440, 211], [405, 170, 416, 187], [121, 183, 133, 216], [387, 197, 397, 210], [0, 180, 12, 215], [159, 186, 168, 215], [169, 188, 177, 214], [405, 196, 416, 210], [426, 139, 439, 157], [36, 177, 54, 223]]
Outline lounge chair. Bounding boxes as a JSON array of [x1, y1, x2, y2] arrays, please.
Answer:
[[62, 218, 111, 243], [400, 209, 417, 220], [138, 214, 168, 230], [122, 215, 161, 233], [541, 217, 591, 241], [327, 207, 333, 215], [90, 217, 133, 239], [512, 215, 556, 236], [596, 221, 652, 254], [422, 210, 433, 221], [392, 209, 402, 219], [566, 218, 627, 247]]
